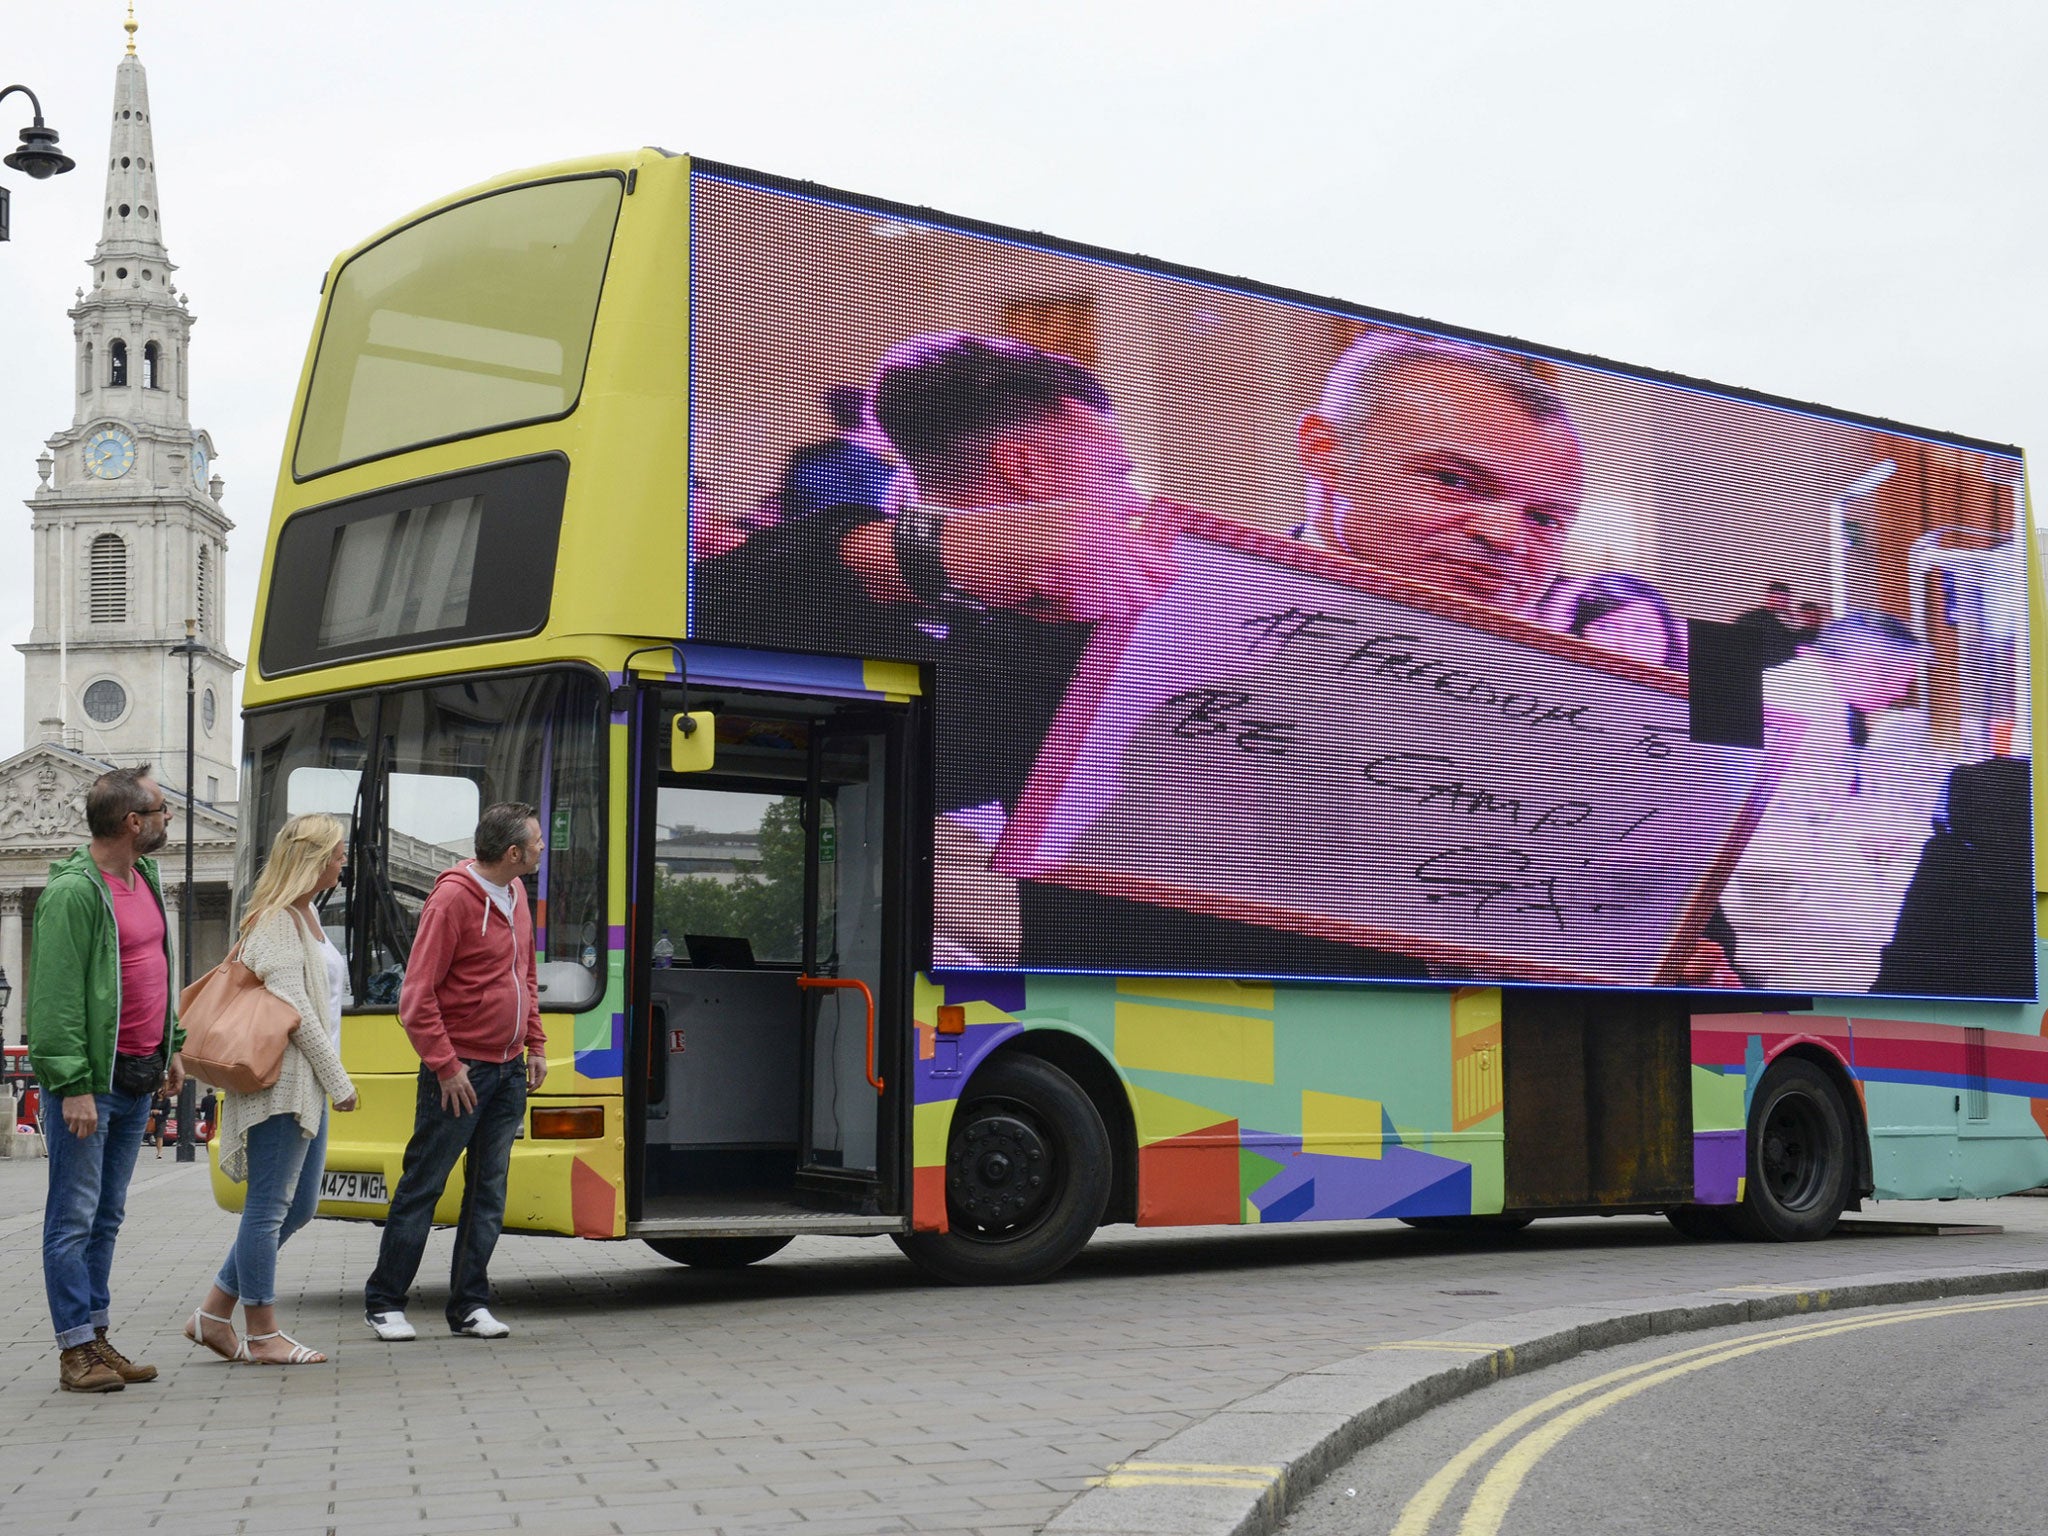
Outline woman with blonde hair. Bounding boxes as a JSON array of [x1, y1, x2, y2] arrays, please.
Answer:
[[183, 813, 357, 1365]]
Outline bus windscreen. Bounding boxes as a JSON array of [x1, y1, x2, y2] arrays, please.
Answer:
[[684, 167, 2033, 1001], [294, 173, 623, 478]]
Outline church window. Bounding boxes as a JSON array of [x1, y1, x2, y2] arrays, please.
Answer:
[[143, 341, 160, 390], [197, 544, 210, 632], [89, 534, 128, 623], [118, 204, 130, 218], [203, 690, 218, 734], [109, 339, 128, 385], [83, 679, 127, 725]]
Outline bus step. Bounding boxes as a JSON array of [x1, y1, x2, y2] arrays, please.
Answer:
[[627, 1213, 906, 1240]]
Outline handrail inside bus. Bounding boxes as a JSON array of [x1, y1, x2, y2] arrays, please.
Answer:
[[796, 975, 883, 1093]]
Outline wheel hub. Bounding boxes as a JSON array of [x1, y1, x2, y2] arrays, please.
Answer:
[[1762, 1097, 1823, 1208], [949, 1109, 1054, 1231]]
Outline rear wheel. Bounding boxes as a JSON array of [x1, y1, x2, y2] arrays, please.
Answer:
[[893, 1054, 1110, 1285], [643, 1235, 794, 1269], [1733, 1056, 1851, 1242]]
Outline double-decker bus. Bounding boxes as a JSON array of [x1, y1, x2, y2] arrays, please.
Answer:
[[227, 148, 2047, 1282]]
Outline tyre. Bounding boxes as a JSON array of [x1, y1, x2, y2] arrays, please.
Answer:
[[1665, 1204, 1737, 1241], [1732, 1056, 1851, 1242], [892, 1053, 1111, 1285], [643, 1235, 794, 1268], [1398, 1214, 1533, 1234]]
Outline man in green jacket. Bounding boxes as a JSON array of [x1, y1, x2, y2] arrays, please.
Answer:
[[29, 766, 187, 1393]]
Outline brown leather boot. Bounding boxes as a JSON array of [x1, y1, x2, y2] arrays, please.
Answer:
[[58, 1344, 124, 1393], [94, 1328, 157, 1383]]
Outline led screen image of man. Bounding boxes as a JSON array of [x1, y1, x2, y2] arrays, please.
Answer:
[[1019, 333, 1596, 976], [1720, 612, 1941, 992], [691, 332, 1175, 821], [1296, 332, 1585, 618]]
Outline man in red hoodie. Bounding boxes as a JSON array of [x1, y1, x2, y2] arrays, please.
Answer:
[[364, 803, 548, 1341]]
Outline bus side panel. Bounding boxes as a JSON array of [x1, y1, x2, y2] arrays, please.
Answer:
[[911, 973, 1504, 1231], [1692, 966, 2048, 1206], [1845, 968, 2048, 1200]]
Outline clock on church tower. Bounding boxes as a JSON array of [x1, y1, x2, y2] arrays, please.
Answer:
[[16, 23, 241, 804]]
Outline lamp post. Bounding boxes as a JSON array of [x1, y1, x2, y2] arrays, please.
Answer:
[[170, 619, 203, 1163], [0, 83, 78, 243]]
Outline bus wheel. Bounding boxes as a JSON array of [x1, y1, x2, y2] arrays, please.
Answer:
[[643, 1236, 794, 1268], [893, 1054, 1110, 1285], [1733, 1057, 1850, 1242], [1665, 1205, 1737, 1241], [1398, 1215, 1533, 1234]]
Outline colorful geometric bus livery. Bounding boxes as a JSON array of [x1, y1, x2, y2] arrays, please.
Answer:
[[907, 962, 2048, 1235]]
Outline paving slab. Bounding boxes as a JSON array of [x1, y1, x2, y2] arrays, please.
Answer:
[[4, 1154, 2047, 1533]]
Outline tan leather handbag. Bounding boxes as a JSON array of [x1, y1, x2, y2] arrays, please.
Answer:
[[177, 944, 299, 1093]]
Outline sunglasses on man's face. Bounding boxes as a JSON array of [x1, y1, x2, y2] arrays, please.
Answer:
[[133, 802, 173, 820]]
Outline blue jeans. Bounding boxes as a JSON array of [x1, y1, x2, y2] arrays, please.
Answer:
[[42, 1086, 154, 1347], [215, 1108, 328, 1307], [364, 1060, 525, 1326]]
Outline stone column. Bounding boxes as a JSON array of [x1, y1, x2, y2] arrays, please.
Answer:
[[1, 889, 24, 1051]]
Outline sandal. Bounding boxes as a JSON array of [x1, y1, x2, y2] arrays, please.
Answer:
[[242, 1330, 327, 1365], [183, 1307, 241, 1363]]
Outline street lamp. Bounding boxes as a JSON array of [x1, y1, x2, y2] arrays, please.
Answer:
[[0, 83, 78, 244], [0, 962, 12, 1052], [170, 619, 203, 1163]]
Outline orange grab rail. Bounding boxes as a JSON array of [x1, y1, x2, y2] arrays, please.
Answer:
[[796, 975, 883, 1092]]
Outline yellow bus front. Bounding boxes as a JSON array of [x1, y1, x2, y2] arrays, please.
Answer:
[[221, 149, 693, 1237]]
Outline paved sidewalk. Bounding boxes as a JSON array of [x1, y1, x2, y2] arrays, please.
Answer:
[[2, 1154, 2044, 1535]]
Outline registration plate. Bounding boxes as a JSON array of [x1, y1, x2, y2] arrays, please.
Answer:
[[320, 1169, 388, 1205]]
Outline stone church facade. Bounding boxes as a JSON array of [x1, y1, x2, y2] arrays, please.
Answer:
[[1, 28, 239, 1052]]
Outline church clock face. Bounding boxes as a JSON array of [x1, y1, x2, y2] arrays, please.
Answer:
[[84, 425, 136, 480]]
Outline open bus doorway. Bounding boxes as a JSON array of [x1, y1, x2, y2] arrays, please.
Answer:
[[630, 692, 910, 1262]]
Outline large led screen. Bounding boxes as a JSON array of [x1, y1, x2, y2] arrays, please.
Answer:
[[686, 166, 2034, 1001]]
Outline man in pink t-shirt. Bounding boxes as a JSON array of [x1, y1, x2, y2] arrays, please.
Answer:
[[26, 766, 187, 1394]]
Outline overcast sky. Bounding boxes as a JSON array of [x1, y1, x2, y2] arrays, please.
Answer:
[[1, 0, 2041, 765]]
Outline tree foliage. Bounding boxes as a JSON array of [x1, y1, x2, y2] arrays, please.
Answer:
[[651, 797, 808, 963]]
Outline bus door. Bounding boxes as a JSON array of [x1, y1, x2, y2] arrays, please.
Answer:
[[633, 693, 906, 1236]]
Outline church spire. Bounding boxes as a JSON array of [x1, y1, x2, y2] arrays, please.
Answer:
[[95, 11, 171, 270]]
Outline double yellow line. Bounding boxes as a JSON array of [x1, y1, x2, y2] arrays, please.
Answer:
[[1393, 1294, 2048, 1536]]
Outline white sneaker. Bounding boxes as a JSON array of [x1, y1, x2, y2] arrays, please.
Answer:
[[364, 1310, 416, 1342], [451, 1307, 510, 1339]]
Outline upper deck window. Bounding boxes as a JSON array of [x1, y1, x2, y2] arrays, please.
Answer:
[[294, 174, 624, 478]]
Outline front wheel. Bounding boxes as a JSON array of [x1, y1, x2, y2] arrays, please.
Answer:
[[1733, 1056, 1852, 1242], [643, 1235, 794, 1269], [893, 1053, 1111, 1285]]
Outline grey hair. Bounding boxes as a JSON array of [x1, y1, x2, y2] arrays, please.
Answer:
[[1814, 610, 1926, 659], [1317, 330, 1573, 435], [475, 801, 539, 863], [86, 764, 157, 838]]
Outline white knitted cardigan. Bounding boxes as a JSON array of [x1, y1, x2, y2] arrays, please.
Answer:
[[216, 907, 356, 1183]]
